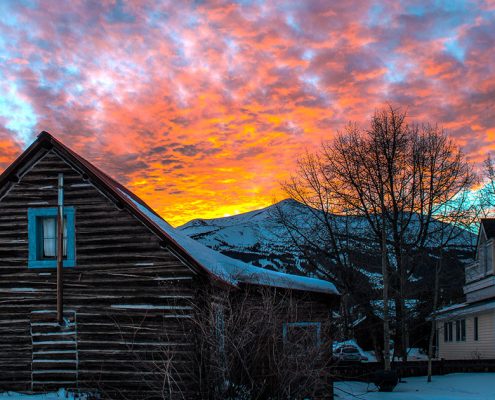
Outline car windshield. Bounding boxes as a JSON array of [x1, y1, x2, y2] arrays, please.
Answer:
[[342, 347, 359, 354]]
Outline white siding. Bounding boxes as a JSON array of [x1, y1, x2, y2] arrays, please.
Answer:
[[491, 240, 495, 275], [466, 284, 495, 303], [438, 310, 495, 359]]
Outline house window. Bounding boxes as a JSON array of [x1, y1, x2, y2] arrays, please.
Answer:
[[455, 319, 466, 342], [283, 322, 322, 351], [28, 207, 76, 268], [474, 317, 479, 341], [444, 321, 453, 342]]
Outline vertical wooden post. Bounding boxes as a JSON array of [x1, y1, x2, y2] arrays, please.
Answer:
[[57, 173, 64, 325]]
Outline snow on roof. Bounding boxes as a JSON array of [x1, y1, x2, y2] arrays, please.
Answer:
[[436, 302, 468, 314], [435, 299, 495, 319], [121, 191, 339, 295], [0, 132, 338, 296]]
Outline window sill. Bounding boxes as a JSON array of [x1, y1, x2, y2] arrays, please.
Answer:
[[28, 259, 76, 269]]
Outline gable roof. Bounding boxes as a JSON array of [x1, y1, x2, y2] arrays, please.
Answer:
[[0, 131, 339, 296], [434, 297, 495, 319]]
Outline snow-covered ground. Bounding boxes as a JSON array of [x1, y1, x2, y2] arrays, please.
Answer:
[[2, 374, 493, 399], [335, 373, 495, 400]]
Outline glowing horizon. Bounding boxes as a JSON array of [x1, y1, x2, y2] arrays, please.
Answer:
[[0, 1, 494, 226]]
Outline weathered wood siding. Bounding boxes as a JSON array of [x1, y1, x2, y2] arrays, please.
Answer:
[[438, 311, 495, 359], [0, 150, 201, 397]]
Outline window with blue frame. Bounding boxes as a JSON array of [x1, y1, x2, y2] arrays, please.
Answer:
[[282, 322, 322, 352], [27, 207, 76, 268]]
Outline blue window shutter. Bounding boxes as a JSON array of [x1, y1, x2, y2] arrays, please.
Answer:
[[27, 207, 76, 269], [27, 208, 38, 265], [64, 207, 76, 267]]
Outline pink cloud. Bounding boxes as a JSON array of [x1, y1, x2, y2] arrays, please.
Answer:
[[0, 0, 494, 224]]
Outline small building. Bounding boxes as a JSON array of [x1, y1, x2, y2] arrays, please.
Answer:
[[435, 219, 495, 359], [0, 132, 339, 398]]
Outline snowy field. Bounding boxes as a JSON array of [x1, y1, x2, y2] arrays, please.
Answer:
[[1, 374, 494, 399], [335, 373, 495, 400]]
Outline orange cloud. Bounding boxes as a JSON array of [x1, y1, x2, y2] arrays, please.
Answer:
[[0, 1, 494, 225]]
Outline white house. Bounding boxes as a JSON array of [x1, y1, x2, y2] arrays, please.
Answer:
[[435, 219, 495, 359]]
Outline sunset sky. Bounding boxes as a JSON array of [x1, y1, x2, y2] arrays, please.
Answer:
[[0, 0, 494, 225]]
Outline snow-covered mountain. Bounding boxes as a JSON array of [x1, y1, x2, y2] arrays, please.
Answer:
[[178, 199, 476, 276], [178, 199, 307, 272]]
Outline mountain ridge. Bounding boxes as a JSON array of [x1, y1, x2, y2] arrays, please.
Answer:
[[178, 198, 476, 276]]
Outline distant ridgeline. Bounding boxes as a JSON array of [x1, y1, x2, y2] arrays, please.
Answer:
[[179, 198, 476, 293]]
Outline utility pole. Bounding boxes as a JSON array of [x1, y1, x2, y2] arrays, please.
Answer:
[[57, 173, 64, 325]]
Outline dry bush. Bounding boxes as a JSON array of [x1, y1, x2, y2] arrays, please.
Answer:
[[110, 286, 333, 399]]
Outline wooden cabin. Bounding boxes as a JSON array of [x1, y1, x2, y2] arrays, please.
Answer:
[[0, 132, 339, 399]]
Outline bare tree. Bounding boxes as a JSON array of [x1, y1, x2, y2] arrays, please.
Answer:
[[203, 286, 334, 399], [425, 191, 480, 382], [476, 155, 495, 217], [113, 286, 334, 399], [278, 155, 377, 343], [282, 105, 475, 369]]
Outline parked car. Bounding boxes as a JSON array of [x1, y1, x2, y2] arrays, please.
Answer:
[[333, 344, 369, 362], [408, 347, 428, 361]]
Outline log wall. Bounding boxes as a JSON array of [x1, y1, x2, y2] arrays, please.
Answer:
[[0, 150, 202, 398], [0, 147, 337, 399]]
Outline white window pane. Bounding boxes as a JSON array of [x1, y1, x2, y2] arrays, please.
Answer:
[[42, 218, 56, 257], [41, 216, 68, 258]]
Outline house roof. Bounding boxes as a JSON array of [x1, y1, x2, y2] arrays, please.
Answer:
[[434, 297, 495, 319], [0, 131, 339, 296]]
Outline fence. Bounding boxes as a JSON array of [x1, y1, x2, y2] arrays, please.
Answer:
[[331, 359, 495, 381]]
